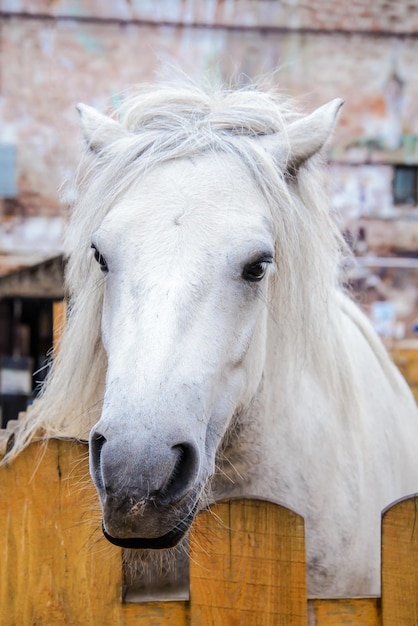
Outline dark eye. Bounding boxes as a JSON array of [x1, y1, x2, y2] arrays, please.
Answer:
[[91, 244, 108, 273], [242, 256, 272, 282]]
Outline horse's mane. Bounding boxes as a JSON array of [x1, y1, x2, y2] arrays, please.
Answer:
[[7, 77, 358, 460]]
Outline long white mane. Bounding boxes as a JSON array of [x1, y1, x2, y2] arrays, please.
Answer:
[[7, 78, 390, 459]]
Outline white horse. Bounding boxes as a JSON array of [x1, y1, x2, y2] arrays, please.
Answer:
[[9, 80, 418, 598]]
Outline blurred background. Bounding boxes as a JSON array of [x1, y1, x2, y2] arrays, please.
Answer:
[[1, 0, 418, 423]]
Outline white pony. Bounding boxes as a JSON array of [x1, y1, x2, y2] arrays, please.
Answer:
[[8, 80, 418, 598]]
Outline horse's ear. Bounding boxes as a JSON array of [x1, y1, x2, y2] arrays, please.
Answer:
[[261, 98, 343, 172], [76, 103, 126, 153]]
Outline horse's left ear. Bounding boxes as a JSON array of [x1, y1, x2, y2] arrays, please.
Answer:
[[261, 98, 343, 171], [76, 103, 127, 153]]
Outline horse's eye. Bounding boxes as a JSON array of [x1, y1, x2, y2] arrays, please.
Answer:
[[242, 257, 272, 282], [91, 244, 108, 273]]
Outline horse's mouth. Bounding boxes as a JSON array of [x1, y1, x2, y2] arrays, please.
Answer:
[[101, 506, 196, 550]]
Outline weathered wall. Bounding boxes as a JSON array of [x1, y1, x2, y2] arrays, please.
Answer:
[[2, 11, 417, 210], [1, 1, 418, 333], [4, 0, 418, 34]]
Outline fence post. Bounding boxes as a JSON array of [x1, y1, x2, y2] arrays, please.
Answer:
[[189, 498, 308, 625], [52, 300, 67, 355], [381, 494, 418, 626]]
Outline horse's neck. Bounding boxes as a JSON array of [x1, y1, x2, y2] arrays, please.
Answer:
[[213, 293, 371, 505], [213, 307, 337, 504], [220, 292, 418, 506]]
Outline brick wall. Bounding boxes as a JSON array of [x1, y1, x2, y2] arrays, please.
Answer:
[[2, 14, 418, 214], [1, 1, 418, 298], [3, 0, 418, 34]]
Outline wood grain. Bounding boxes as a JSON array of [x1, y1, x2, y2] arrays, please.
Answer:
[[3, 439, 418, 624], [189, 498, 307, 625], [381, 495, 418, 626], [0, 439, 187, 626], [311, 598, 381, 625], [52, 300, 67, 355]]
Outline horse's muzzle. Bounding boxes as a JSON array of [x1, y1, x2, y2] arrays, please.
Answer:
[[89, 425, 202, 546], [101, 503, 197, 549]]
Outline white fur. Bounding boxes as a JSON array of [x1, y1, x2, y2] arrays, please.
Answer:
[[8, 79, 418, 598]]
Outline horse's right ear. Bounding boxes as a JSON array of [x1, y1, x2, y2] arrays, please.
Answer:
[[259, 98, 343, 173], [76, 103, 126, 153]]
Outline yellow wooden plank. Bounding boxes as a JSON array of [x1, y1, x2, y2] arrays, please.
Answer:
[[391, 348, 418, 385], [406, 359, 418, 385], [381, 495, 418, 626], [52, 300, 67, 355], [189, 499, 307, 626], [0, 440, 120, 625], [122, 602, 188, 625], [411, 386, 418, 404], [0, 440, 189, 626], [311, 598, 381, 625]]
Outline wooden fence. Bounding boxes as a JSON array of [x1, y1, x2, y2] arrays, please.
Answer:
[[0, 439, 417, 625], [391, 345, 418, 404]]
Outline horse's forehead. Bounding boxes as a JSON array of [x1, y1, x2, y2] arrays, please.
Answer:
[[140, 155, 256, 200], [105, 155, 271, 237]]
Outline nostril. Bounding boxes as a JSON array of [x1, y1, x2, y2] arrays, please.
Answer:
[[89, 431, 107, 492], [160, 443, 198, 505]]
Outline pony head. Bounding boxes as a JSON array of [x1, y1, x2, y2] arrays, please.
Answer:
[[77, 85, 342, 548], [19, 83, 343, 549]]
